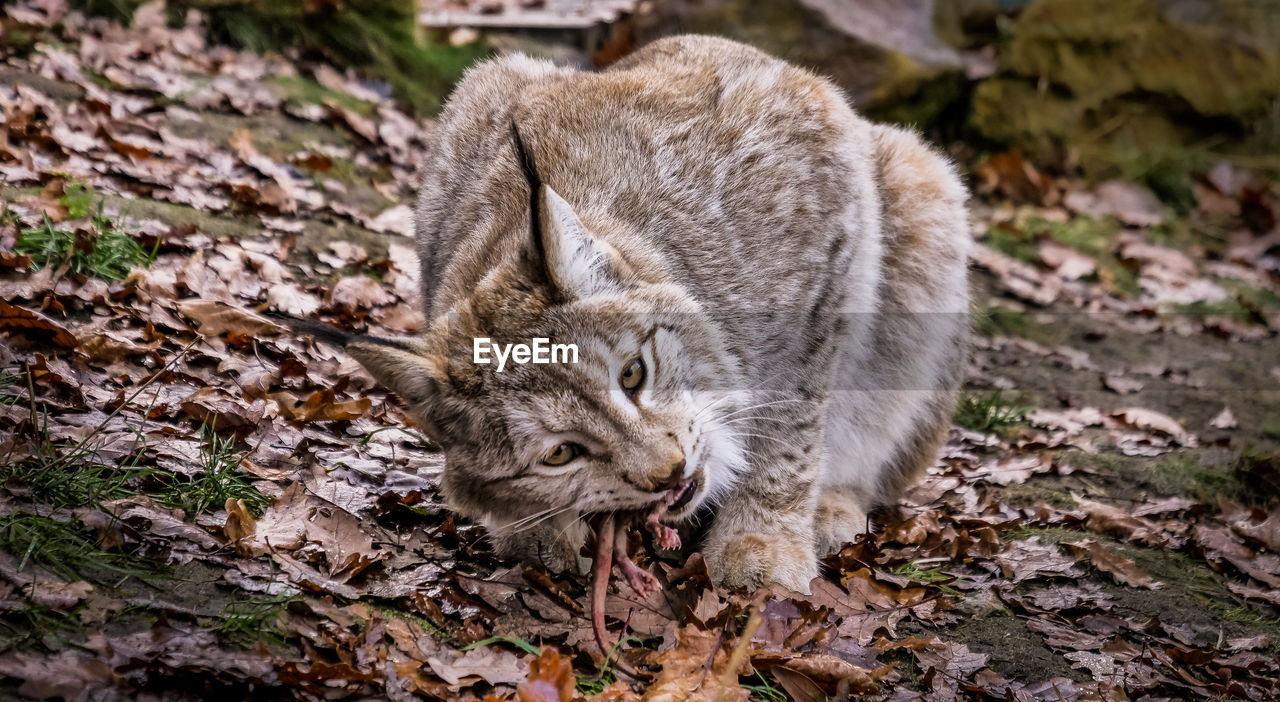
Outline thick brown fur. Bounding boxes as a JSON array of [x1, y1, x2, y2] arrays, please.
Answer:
[[349, 36, 971, 592]]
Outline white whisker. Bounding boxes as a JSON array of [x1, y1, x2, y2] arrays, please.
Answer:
[[719, 415, 792, 426], [716, 398, 811, 421], [722, 432, 792, 448], [554, 512, 588, 541], [692, 368, 803, 420], [506, 502, 575, 532], [509, 503, 578, 534]]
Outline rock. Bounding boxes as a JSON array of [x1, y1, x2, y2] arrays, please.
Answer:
[[971, 0, 1280, 179], [635, 0, 966, 126]]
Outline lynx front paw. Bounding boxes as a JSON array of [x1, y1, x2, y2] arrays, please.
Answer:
[[815, 487, 870, 556], [703, 532, 817, 594]]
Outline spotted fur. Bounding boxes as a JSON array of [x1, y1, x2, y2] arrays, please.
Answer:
[[351, 35, 971, 592]]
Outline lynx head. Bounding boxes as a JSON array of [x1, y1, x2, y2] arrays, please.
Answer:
[[347, 125, 747, 544]]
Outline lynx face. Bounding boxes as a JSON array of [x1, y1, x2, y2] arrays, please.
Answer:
[[346, 137, 747, 549], [437, 290, 747, 537]]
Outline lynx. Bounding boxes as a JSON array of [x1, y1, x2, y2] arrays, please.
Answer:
[[343, 35, 970, 592]]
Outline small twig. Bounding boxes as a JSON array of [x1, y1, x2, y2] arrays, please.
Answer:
[[714, 591, 767, 702], [25, 361, 39, 430], [695, 617, 732, 692], [50, 336, 199, 469], [126, 375, 167, 458]]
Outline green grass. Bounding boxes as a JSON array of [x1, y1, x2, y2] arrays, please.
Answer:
[[464, 634, 542, 657], [741, 670, 790, 702], [891, 562, 963, 597], [14, 184, 158, 282], [0, 369, 23, 406], [0, 604, 84, 652], [983, 221, 1039, 263], [1147, 215, 1230, 254], [973, 305, 1052, 343], [468, 635, 542, 655], [1, 419, 159, 510], [1030, 216, 1139, 298], [985, 215, 1141, 298], [1066, 450, 1276, 505], [574, 634, 638, 696], [954, 389, 1030, 435], [216, 591, 298, 648], [158, 423, 269, 518], [1168, 281, 1279, 327], [0, 512, 161, 585], [1205, 602, 1280, 650], [366, 602, 449, 641]]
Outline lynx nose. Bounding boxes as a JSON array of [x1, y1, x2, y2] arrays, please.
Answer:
[[652, 457, 686, 491]]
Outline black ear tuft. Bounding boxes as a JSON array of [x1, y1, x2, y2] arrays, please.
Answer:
[[511, 122, 546, 264]]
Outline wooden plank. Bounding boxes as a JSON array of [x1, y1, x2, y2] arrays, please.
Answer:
[[419, 0, 636, 29]]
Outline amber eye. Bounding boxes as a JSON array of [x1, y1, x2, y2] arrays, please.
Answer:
[[543, 442, 583, 466], [619, 357, 646, 395]]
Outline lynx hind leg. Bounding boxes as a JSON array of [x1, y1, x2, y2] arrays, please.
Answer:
[[815, 485, 870, 556]]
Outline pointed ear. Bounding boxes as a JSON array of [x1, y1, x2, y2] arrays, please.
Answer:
[[345, 338, 442, 407], [510, 122, 621, 300], [539, 185, 620, 298]]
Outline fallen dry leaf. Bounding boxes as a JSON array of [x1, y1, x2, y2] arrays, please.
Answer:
[[515, 647, 574, 702], [177, 299, 285, 337], [1111, 407, 1189, 442], [642, 625, 748, 702], [271, 388, 372, 422], [0, 300, 79, 349], [1066, 540, 1160, 589]]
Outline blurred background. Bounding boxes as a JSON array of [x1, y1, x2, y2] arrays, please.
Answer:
[[53, 0, 1280, 197]]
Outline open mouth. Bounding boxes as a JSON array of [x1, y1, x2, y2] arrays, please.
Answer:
[[587, 470, 703, 660], [664, 473, 700, 513]]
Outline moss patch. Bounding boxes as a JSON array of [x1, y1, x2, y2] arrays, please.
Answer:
[[982, 221, 1040, 263], [1114, 543, 1280, 650], [1000, 526, 1085, 545], [1034, 216, 1139, 298], [268, 75, 377, 116], [165, 110, 352, 159], [633, 0, 966, 131], [970, 0, 1280, 182], [1066, 450, 1270, 506], [992, 482, 1079, 511], [922, 612, 1085, 683], [972, 304, 1057, 345], [981, 214, 1140, 298]]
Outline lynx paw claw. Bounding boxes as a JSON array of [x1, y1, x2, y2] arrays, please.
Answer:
[[644, 511, 681, 550]]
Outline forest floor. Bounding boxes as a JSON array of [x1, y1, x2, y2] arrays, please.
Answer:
[[2, 3, 1279, 701]]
